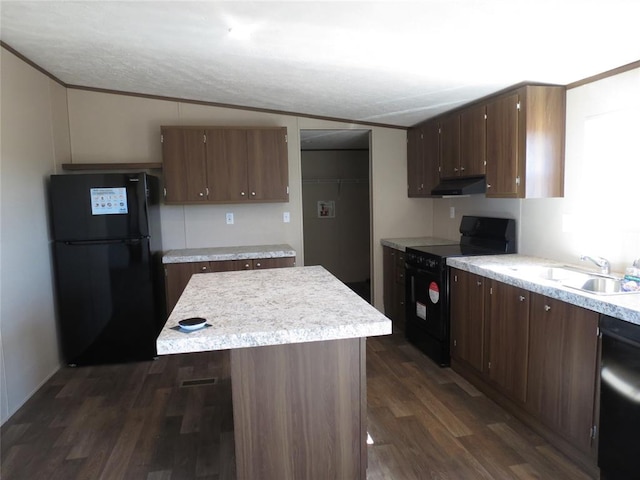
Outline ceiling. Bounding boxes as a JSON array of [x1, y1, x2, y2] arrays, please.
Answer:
[[2, 0, 640, 130]]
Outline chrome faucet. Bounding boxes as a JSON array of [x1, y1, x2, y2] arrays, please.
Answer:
[[580, 255, 611, 275]]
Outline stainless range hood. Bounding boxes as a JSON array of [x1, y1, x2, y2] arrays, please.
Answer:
[[430, 176, 486, 197]]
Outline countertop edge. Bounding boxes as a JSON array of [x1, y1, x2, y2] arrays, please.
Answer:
[[380, 236, 458, 251], [163, 244, 296, 264], [447, 255, 640, 325], [157, 322, 392, 355]]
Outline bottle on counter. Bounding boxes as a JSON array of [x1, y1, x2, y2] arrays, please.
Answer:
[[621, 258, 640, 292]]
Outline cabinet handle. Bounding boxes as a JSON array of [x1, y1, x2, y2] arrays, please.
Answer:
[[487, 183, 492, 188], [454, 167, 459, 172], [476, 280, 482, 286], [245, 263, 251, 269], [205, 187, 209, 196], [241, 191, 246, 196], [201, 266, 208, 271], [256, 262, 261, 267], [251, 191, 256, 196], [519, 295, 526, 302], [460, 166, 465, 171], [544, 305, 551, 311], [199, 192, 204, 197]]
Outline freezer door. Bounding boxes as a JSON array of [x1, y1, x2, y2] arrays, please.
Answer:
[[53, 238, 158, 365], [50, 173, 151, 241]]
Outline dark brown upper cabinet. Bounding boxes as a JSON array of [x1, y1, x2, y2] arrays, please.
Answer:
[[162, 126, 289, 204], [459, 103, 487, 177], [407, 120, 440, 197], [485, 85, 566, 198], [438, 113, 461, 179], [161, 127, 208, 203], [408, 83, 566, 199]]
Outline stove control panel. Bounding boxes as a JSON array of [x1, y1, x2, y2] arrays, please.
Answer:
[[405, 252, 441, 271]]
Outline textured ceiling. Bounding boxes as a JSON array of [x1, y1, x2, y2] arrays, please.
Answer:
[[2, 1, 640, 129]]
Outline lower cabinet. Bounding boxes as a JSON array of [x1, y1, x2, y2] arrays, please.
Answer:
[[526, 294, 599, 454], [450, 269, 485, 372], [486, 280, 530, 404], [382, 246, 406, 332], [450, 268, 600, 468], [165, 257, 295, 315]]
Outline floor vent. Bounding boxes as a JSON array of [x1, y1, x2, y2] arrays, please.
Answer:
[[180, 377, 218, 388]]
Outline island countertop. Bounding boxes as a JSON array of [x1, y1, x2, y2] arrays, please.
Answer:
[[156, 265, 392, 355]]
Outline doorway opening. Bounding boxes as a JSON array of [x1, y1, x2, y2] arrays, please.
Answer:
[[300, 129, 372, 303]]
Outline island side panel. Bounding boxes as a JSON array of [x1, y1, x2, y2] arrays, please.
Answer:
[[231, 337, 366, 480]]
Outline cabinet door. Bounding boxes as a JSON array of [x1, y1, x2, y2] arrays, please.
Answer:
[[394, 252, 406, 331], [526, 295, 599, 453], [383, 247, 395, 319], [165, 262, 211, 315], [247, 128, 289, 201], [486, 93, 519, 197], [162, 128, 208, 203], [450, 269, 484, 371], [439, 114, 460, 178], [422, 121, 440, 195], [460, 104, 486, 177], [206, 129, 249, 202], [486, 281, 529, 403], [407, 121, 440, 197], [407, 126, 424, 196]]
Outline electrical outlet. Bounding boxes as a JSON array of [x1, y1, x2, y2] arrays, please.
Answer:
[[226, 213, 234, 225], [283, 212, 290, 223]]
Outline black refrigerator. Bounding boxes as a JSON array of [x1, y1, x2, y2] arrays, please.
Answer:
[[49, 172, 164, 366]]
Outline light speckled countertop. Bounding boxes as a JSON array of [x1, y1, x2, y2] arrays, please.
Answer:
[[163, 244, 296, 264], [156, 265, 392, 355], [448, 254, 640, 325], [381, 237, 458, 251]]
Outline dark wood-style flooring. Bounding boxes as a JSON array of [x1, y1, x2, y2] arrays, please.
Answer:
[[1, 333, 593, 479]]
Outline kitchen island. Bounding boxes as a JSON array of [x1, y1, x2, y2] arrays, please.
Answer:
[[157, 265, 391, 480]]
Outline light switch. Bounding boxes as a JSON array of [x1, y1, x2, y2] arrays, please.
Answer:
[[450, 206, 455, 219], [226, 213, 234, 225], [283, 212, 290, 223]]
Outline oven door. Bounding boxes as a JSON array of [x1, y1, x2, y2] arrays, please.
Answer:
[[405, 263, 450, 366]]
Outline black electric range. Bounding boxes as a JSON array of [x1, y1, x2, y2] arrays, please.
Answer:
[[404, 216, 516, 366]]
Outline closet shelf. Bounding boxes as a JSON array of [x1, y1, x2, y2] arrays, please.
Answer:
[[302, 178, 367, 184], [61, 162, 162, 171]]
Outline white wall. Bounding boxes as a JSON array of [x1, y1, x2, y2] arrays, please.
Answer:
[[433, 66, 640, 273], [66, 92, 431, 311], [0, 49, 70, 423]]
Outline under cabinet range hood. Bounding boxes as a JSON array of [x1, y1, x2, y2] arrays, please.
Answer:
[[430, 176, 486, 197]]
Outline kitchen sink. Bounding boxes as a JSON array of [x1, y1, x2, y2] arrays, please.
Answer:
[[510, 265, 590, 282], [510, 265, 640, 295], [562, 276, 626, 294]]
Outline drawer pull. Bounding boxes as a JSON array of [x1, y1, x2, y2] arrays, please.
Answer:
[[544, 305, 551, 312], [519, 295, 526, 302]]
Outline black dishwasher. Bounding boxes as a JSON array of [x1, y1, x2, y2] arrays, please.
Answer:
[[598, 315, 640, 479]]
